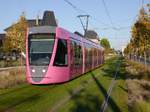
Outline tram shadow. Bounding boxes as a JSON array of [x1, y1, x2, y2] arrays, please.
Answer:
[[68, 87, 102, 112], [0, 93, 40, 112], [67, 72, 121, 112], [101, 59, 127, 80], [91, 72, 121, 112]]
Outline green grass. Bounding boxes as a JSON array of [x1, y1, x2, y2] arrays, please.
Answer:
[[0, 56, 128, 112], [130, 100, 150, 112], [57, 57, 128, 112]]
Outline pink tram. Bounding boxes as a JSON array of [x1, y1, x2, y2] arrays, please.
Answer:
[[26, 26, 104, 84]]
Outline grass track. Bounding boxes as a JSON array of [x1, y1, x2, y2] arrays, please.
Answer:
[[0, 56, 128, 112], [58, 57, 128, 112]]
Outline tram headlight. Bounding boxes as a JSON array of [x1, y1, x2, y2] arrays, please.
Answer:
[[42, 69, 46, 73], [32, 69, 35, 73]]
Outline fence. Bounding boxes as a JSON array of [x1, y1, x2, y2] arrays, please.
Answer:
[[128, 55, 150, 67]]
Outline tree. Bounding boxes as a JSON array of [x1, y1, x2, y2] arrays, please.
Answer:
[[100, 38, 111, 49], [3, 14, 28, 53], [124, 4, 150, 62]]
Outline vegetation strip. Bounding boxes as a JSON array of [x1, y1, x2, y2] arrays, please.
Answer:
[[100, 58, 121, 112], [126, 60, 150, 112]]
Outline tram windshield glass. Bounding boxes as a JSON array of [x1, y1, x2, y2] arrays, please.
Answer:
[[28, 33, 55, 66]]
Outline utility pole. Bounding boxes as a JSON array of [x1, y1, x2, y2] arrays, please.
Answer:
[[77, 15, 90, 37]]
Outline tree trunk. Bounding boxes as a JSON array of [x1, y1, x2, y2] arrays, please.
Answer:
[[144, 51, 147, 66]]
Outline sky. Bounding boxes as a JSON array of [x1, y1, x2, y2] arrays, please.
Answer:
[[0, 0, 149, 50]]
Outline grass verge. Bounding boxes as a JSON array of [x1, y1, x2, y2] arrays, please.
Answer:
[[126, 60, 150, 112], [0, 68, 25, 89]]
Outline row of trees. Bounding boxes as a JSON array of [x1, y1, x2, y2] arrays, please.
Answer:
[[124, 4, 150, 60]]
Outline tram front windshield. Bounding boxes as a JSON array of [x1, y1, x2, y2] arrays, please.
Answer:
[[28, 33, 55, 66]]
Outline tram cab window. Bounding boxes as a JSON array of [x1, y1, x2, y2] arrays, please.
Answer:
[[54, 39, 68, 66]]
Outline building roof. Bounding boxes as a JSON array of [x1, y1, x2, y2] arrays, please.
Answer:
[[85, 30, 99, 39], [4, 10, 57, 31], [27, 19, 42, 27], [0, 34, 5, 40], [42, 11, 57, 26], [27, 11, 57, 27]]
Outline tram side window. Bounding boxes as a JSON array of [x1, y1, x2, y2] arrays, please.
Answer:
[[70, 41, 74, 66], [54, 39, 68, 66], [78, 45, 82, 64], [74, 42, 78, 65], [74, 42, 80, 65], [86, 47, 91, 65], [71, 41, 82, 66], [77, 43, 82, 66]]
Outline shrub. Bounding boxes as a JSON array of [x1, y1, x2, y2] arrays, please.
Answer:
[[0, 68, 26, 89]]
